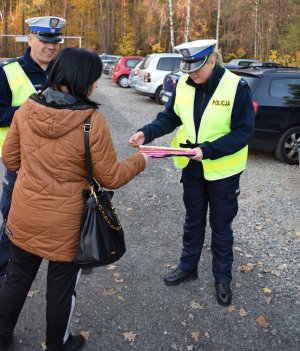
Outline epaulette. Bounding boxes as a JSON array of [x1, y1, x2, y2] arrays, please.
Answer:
[[0, 58, 19, 69], [238, 78, 248, 86]]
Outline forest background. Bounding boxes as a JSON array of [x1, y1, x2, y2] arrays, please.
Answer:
[[0, 0, 300, 66]]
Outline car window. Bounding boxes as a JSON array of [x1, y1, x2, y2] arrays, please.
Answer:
[[157, 57, 177, 71], [239, 61, 252, 67], [126, 59, 141, 67], [140, 55, 152, 69], [269, 78, 300, 100], [173, 58, 182, 71]]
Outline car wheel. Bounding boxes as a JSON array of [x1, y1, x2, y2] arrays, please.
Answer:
[[155, 86, 163, 104], [274, 126, 300, 165], [117, 75, 129, 88]]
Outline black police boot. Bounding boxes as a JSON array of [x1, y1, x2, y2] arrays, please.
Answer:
[[164, 267, 198, 286], [215, 283, 232, 306], [45, 334, 85, 351]]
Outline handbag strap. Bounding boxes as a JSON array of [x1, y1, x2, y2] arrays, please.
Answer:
[[84, 115, 93, 186]]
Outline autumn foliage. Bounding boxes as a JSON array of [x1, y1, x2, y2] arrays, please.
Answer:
[[0, 0, 299, 66]]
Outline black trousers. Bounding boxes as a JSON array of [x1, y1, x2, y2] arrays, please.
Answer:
[[179, 162, 241, 283], [0, 242, 81, 350]]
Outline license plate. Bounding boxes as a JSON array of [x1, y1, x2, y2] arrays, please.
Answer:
[[161, 95, 169, 103]]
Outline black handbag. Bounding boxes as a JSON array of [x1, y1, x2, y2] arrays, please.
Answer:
[[74, 116, 126, 268]]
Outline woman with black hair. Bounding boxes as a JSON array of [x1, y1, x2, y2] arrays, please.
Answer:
[[0, 47, 147, 351]]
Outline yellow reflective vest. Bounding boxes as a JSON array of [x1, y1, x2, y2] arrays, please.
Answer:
[[171, 69, 248, 180], [0, 61, 36, 156]]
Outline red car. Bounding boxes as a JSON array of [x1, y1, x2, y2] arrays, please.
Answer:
[[112, 56, 144, 88]]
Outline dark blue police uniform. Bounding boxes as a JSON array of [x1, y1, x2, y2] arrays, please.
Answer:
[[0, 47, 53, 286], [139, 64, 254, 285]]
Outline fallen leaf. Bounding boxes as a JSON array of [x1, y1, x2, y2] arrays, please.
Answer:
[[122, 331, 137, 342], [118, 295, 125, 301], [238, 263, 255, 272], [126, 207, 133, 212], [227, 305, 235, 313], [191, 331, 200, 341], [102, 288, 117, 296], [256, 315, 269, 328], [190, 301, 203, 310], [296, 231, 300, 238], [27, 290, 40, 298], [113, 272, 121, 278], [107, 264, 116, 270], [239, 308, 248, 317], [262, 287, 272, 294], [81, 331, 91, 340], [115, 278, 124, 283]]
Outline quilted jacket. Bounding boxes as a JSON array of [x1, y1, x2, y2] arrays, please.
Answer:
[[2, 94, 146, 262]]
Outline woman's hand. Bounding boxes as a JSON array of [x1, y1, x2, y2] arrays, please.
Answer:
[[189, 147, 203, 161], [128, 131, 145, 147]]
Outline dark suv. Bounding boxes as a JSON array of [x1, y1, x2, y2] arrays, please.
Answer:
[[232, 67, 300, 164]]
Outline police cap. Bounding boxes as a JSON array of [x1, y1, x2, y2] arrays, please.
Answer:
[[25, 16, 66, 43], [175, 39, 217, 73]]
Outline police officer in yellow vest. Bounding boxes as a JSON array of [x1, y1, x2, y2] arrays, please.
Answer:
[[129, 39, 255, 306], [0, 16, 66, 288]]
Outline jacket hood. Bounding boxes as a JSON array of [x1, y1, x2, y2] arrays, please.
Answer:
[[26, 94, 95, 139]]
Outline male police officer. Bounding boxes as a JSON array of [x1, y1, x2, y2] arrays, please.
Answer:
[[129, 39, 254, 306], [0, 16, 66, 288]]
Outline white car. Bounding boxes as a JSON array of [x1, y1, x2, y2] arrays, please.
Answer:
[[134, 53, 182, 104]]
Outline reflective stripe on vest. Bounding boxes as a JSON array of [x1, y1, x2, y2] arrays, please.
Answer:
[[0, 61, 36, 157], [171, 69, 248, 180]]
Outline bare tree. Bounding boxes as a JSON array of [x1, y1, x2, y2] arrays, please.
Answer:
[[184, 0, 191, 43], [216, 0, 221, 49], [168, 0, 175, 51]]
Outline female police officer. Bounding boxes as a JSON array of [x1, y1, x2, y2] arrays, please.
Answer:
[[129, 39, 254, 306]]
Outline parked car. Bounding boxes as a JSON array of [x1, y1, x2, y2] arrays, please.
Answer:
[[161, 69, 183, 104], [226, 58, 261, 67], [134, 53, 182, 104], [111, 56, 144, 88], [99, 54, 120, 75], [231, 66, 300, 164], [128, 60, 143, 89]]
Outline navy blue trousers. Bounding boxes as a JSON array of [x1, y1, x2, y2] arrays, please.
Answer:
[[0, 169, 17, 286], [178, 162, 241, 284]]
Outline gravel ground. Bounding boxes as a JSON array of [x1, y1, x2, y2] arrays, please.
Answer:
[[2, 75, 299, 351]]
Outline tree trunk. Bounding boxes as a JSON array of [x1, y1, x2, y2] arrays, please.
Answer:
[[168, 0, 175, 51], [184, 0, 191, 43], [216, 0, 221, 49]]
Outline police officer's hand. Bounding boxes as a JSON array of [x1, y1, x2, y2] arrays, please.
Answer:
[[128, 131, 145, 147], [189, 147, 203, 161]]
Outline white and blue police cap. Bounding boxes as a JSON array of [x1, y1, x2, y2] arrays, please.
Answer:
[[25, 16, 66, 43], [175, 39, 217, 73]]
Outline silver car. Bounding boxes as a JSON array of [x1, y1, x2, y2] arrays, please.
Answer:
[[134, 53, 182, 104], [128, 61, 143, 88]]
